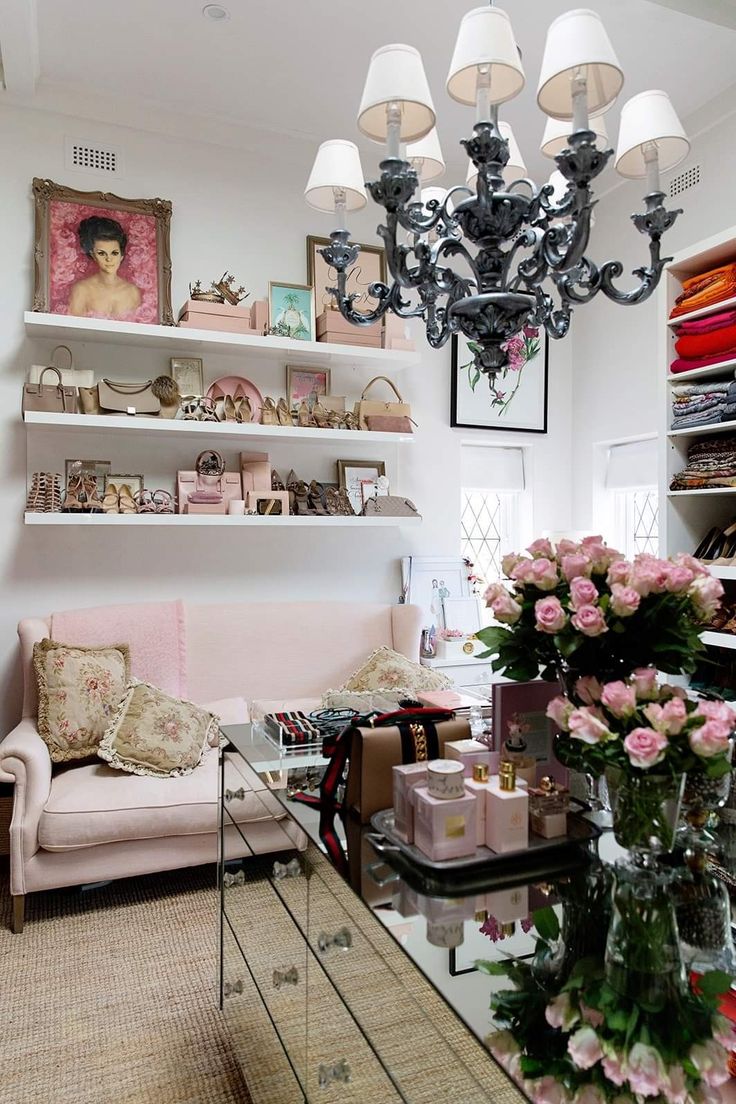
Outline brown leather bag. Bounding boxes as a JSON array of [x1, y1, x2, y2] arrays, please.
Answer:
[[22, 366, 77, 415], [346, 715, 471, 823]]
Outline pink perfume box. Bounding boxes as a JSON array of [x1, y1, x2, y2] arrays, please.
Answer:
[[485, 779, 529, 855], [464, 777, 490, 846], [392, 762, 428, 843], [413, 785, 477, 862], [485, 885, 529, 925], [444, 739, 496, 778]]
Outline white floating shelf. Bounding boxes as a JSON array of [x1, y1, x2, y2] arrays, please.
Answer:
[[668, 421, 736, 438], [668, 488, 736, 497], [709, 565, 736, 580], [701, 630, 736, 650], [667, 357, 736, 383], [24, 512, 421, 528], [24, 312, 419, 369], [23, 410, 413, 446], [667, 295, 736, 327]]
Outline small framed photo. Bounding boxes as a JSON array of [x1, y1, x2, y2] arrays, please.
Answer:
[[32, 178, 173, 324], [360, 475, 389, 507], [402, 557, 473, 631], [306, 234, 387, 318], [170, 357, 204, 396], [64, 459, 110, 493], [105, 473, 144, 496], [286, 365, 330, 408], [268, 282, 315, 341], [337, 460, 386, 516]]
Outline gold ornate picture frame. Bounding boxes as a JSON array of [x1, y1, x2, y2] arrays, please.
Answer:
[[32, 178, 174, 325], [306, 234, 387, 318]]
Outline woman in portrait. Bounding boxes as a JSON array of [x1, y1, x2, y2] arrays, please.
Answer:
[[68, 216, 141, 318]]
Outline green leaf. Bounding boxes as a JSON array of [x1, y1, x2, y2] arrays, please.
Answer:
[[697, 970, 734, 999], [606, 1008, 630, 1032], [476, 959, 515, 977], [533, 906, 560, 943], [520, 1057, 545, 1078], [469, 367, 481, 392]]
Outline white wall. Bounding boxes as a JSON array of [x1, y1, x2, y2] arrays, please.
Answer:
[[570, 89, 736, 532], [0, 101, 572, 733]]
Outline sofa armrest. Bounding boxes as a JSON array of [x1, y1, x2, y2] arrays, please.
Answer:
[[0, 719, 52, 871]]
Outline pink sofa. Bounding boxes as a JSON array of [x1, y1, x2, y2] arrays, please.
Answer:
[[0, 599, 422, 932]]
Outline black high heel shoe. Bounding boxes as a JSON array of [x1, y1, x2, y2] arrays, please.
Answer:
[[694, 527, 720, 559]]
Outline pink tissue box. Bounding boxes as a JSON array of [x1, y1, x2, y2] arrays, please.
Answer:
[[444, 739, 495, 778], [392, 762, 428, 844], [413, 785, 477, 862]]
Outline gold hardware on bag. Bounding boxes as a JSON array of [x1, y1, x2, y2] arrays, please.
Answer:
[[409, 723, 428, 761]]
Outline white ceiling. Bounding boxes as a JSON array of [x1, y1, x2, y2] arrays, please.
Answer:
[[3, 0, 736, 186]]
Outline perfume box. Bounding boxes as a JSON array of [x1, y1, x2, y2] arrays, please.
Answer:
[[413, 785, 477, 862], [485, 885, 529, 925], [392, 762, 428, 843], [485, 777, 529, 855], [444, 739, 493, 777], [464, 776, 490, 846]]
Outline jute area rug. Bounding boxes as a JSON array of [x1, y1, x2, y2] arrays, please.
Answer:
[[0, 860, 251, 1104]]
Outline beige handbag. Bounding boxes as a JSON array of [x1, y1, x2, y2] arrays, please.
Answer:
[[22, 366, 77, 415], [81, 380, 160, 416], [354, 376, 412, 431], [362, 495, 421, 518]]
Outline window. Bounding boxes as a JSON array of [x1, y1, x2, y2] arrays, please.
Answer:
[[604, 438, 659, 559], [460, 445, 525, 584]]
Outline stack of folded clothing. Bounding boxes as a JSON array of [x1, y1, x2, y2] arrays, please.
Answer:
[[671, 380, 732, 429], [670, 306, 736, 374], [670, 262, 736, 319], [670, 433, 736, 490]]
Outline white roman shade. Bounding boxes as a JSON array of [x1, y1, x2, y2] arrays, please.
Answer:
[[461, 445, 525, 491], [605, 438, 658, 489]]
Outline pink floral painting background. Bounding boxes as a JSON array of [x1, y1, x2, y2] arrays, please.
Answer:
[[49, 200, 159, 322]]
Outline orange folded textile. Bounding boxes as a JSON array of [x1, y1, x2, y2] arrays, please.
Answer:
[[670, 262, 736, 319], [675, 323, 736, 359]]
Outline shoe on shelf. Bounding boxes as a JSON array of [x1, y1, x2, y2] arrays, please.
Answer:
[[308, 480, 328, 514], [260, 397, 279, 426], [709, 604, 733, 632], [239, 396, 253, 424], [713, 533, 736, 565], [102, 483, 119, 514], [152, 489, 174, 514], [134, 489, 156, 513], [118, 484, 137, 514], [271, 470, 286, 492], [44, 473, 62, 513], [326, 486, 355, 516], [277, 398, 294, 426], [223, 395, 238, 422], [694, 526, 721, 560], [26, 472, 45, 513], [291, 479, 315, 515], [62, 474, 84, 512], [312, 400, 330, 429], [296, 400, 314, 428], [81, 475, 103, 513]]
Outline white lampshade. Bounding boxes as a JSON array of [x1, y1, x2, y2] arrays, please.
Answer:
[[466, 122, 526, 189], [421, 186, 448, 208], [357, 44, 435, 143], [407, 128, 445, 182], [541, 112, 609, 159], [547, 170, 570, 205], [446, 7, 525, 106], [537, 9, 623, 120], [304, 140, 367, 212], [614, 90, 690, 178]]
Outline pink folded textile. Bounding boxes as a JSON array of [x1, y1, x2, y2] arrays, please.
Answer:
[[50, 599, 187, 698], [675, 308, 736, 335], [670, 352, 736, 374]]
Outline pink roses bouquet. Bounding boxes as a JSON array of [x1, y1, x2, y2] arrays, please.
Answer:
[[546, 671, 736, 782], [477, 536, 721, 685]]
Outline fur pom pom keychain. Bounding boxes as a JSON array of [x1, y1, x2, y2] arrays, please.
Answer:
[[151, 375, 181, 419]]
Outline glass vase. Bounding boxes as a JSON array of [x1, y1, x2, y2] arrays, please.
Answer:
[[675, 862, 736, 973], [681, 762, 732, 854], [605, 765, 685, 866], [605, 863, 687, 1008]]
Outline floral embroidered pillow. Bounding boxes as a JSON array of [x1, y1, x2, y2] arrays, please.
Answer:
[[98, 681, 219, 778], [33, 639, 131, 764], [341, 646, 452, 693]]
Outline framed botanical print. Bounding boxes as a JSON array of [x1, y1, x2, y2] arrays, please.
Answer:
[[169, 357, 204, 396], [337, 459, 386, 516], [306, 234, 387, 317], [32, 178, 173, 324], [268, 282, 315, 341], [450, 328, 548, 433]]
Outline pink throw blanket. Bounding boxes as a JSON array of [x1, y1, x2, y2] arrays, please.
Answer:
[[50, 599, 187, 698]]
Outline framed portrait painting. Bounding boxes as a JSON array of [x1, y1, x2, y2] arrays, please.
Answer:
[[451, 328, 548, 433], [268, 282, 315, 341], [306, 234, 387, 318], [32, 178, 173, 325]]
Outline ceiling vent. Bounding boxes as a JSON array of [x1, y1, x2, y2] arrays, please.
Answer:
[[64, 138, 121, 176], [669, 163, 701, 198]]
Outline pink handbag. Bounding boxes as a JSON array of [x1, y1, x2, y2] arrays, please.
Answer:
[[177, 450, 243, 514]]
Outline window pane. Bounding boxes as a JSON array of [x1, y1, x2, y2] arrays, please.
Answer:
[[632, 488, 659, 556], [461, 489, 505, 583]]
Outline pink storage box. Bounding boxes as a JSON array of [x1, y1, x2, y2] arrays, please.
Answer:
[[444, 739, 495, 778], [179, 299, 252, 321], [179, 312, 260, 335], [392, 762, 427, 843], [316, 310, 381, 347], [413, 784, 477, 862]]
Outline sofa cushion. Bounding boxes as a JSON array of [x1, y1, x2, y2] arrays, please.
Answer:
[[98, 681, 218, 778], [33, 638, 131, 764], [341, 646, 452, 693], [38, 752, 285, 852]]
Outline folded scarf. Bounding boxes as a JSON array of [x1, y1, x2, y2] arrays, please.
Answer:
[[675, 308, 736, 335], [672, 381, 732, 396], [670, 262, 736, 319], [671, 411, 724, 430], [670, 352, 736, 374], [675, 323, 736, 359]]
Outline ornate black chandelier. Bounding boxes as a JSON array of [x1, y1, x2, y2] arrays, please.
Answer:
[[304, 7, 690, 385]]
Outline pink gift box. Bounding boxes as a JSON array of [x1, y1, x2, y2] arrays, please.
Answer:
[[413, 785, 477, 862], [485, 885, 529, 925], [392, 762, 427, 843], [179, 299, 252, 321], [464, 777, 491, 846], [317, 331, 381, 347], [444, 739, 496, 778], [485, 778, 529, 855], [316, 310, 382, 340], [250, 299, 269, 332]]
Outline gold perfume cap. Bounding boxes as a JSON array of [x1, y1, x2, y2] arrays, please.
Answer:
[[499, 760, 516, 792], [473, 762, 489, 783], [501, 921, 516, 937]]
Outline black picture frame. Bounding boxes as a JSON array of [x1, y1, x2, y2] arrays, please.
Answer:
[[450, 331, 549, 434]]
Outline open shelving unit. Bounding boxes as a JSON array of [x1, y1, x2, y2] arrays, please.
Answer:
[[23, 312, 421, 531], [660, 223, 736, 654]]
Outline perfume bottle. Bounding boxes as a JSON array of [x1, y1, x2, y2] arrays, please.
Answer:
[[414, 760, 477, 861], [465, 761, 491, 846], [502, 731, 537, 787], [486, 760, 529, 854], [529, 776, 570, 839]]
